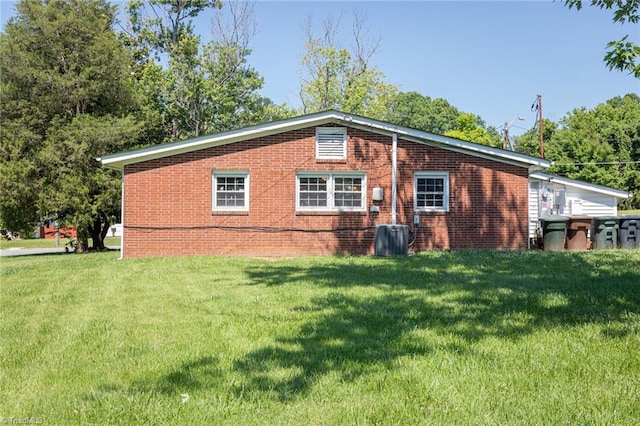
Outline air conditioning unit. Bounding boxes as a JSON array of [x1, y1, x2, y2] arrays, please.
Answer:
[[374, 224, 409, 256]]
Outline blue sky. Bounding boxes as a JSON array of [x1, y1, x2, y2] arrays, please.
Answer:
[[2, 0, 639, 136]]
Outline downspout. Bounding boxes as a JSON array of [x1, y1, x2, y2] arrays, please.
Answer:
[[119, 169, 124, 260], [392, 133, 398, 225]]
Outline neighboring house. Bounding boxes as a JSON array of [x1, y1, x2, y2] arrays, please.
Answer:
[[100, 110, 625, 258], [39, 225, 77, 239], [529, 172, 631, 241]]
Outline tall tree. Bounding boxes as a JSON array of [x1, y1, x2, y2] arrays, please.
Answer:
[[125, 0, 289, 140], [545, 94, 640, 207], [443, 113, 501, 147], [386, 92, 461, 135], [202, 1, 293, 131], [564, 0, 640, 78], [512, 118, 558, 158], [299, 12, 397, 119], [385, 91, 500, 146], [0, 0, 142, 249]]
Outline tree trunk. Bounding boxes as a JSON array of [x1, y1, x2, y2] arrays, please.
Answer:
[[89, 214, 108, 251], [76, 233, 89, 253], [99, 212, 111, 247]]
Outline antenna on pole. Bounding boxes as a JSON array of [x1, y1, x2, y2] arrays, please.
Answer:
[[531, 94, 544, 158], [502, 122, 509, 150], [537, 93, 544, 158], [502, 117, 524, 151]]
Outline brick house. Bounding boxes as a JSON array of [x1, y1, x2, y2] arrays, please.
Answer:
[[99, 110, 552, 258]]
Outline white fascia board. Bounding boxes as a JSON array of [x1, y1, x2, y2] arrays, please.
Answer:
[[98, 111, 344, 170], [98, 109, 551, 171], [530, 172, 631, 199], [331, 114, 551, 169]]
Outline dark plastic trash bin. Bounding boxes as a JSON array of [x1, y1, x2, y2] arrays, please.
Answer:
[[566, 215, 592, 250], [591, 216, 620, 249], [539, 215, 569, 251], [619, 215, 640, 250]]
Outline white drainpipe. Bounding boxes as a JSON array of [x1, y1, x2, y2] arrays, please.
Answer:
[[119, 169, 124, 260], [392, 133, 398, 225]]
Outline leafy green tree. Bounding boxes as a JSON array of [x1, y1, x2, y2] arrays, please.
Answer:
[[0, 0, 142, 249], [386, 92, 461, 134], [512, 118, 558, 157], [545, 94, 640, 207], [443, 114, 501, 147], [125, 0, 290, 140], [385, 91, 500, 146], [299, 13, 397, 119], [564, 0, 640, 78]]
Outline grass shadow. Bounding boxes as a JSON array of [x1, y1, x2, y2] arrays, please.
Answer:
[[232, 250, 640, 400], [130, 355, 223, 395], [116, 250, 638, 403], [232, 292, 473, 401]]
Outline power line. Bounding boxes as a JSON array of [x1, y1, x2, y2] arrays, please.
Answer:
[[553, 161, 640, 166]]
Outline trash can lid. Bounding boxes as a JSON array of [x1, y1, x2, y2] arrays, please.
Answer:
[[620, 214, 640, 219], [539, 214, 569, 222], [593, 216, 620, 220]]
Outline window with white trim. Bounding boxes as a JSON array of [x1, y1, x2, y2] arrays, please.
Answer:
[[414, 172, 449, 212], [213, 171, 249, 211], [297, 172, 366, 211], [316, 127, 347, 160]]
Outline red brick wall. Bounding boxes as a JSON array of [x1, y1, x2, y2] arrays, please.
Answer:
[[122, 126, 529, 258]]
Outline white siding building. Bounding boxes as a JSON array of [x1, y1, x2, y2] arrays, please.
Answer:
[[528, 172, 631, 242]]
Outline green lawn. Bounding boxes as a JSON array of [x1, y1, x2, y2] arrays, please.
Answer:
[[1, 250, 639, 424]]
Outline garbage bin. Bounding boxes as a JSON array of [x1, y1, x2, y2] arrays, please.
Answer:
[[619, 215, 640, 250], [591, 216, 620, 249], [566, 215, 592, 250], [539, 215, 569, 251]]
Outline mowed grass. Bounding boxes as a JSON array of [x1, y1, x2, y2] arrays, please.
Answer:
[[1, 250, 639, 425]]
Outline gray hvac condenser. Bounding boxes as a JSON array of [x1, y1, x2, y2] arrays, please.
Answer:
[[374, 224, 409, 256]]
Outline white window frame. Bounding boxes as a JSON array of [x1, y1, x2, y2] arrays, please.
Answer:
[[316, 127, 347, 160], [212, 170, 249, 211], [296, 171, 366, 212], [414, 172, 449, 212]]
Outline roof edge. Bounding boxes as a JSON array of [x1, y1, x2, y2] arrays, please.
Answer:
[[99, 110, 551, 170], [530, 172, 631, 199]]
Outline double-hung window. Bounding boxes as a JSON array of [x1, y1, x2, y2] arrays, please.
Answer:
[[213, 171, 249, 211], [297, 172, 366, 211], [414, 172, 449, 212]]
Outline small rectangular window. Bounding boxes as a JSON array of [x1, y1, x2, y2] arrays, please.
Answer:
[[213, 171, 249, 211], [414, 172, 449, 212], [316, 127, 347, 160]]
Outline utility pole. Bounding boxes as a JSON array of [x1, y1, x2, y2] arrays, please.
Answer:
[[537, 93, 544, 158]]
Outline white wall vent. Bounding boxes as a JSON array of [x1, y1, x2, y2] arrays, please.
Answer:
[[316, 127, 347, 159]]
